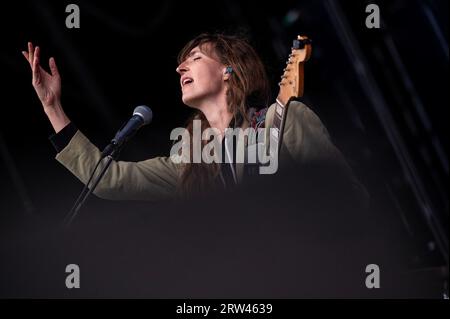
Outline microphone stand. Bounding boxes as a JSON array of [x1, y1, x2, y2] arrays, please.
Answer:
[[63, 144, 123, 227]]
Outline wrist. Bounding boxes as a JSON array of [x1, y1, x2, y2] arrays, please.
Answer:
[[44, 102, 71, 133], [43, 100, 62, 114]]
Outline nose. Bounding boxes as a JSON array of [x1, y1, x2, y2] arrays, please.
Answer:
[[176, 61, 188, 75]]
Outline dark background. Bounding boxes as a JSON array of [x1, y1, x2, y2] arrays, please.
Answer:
[[0, 0, 448, 298]]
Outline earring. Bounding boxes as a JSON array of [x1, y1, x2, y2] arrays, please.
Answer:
[[225, 66, 233, 74]]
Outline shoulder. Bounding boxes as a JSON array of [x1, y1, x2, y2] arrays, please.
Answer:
[[264, 100, 327, 134], [265, 100, 310, 121], [288, 101, 329, 137]]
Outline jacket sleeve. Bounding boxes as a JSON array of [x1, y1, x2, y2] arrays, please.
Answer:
[[265, 101, 370, 208], [55, 130, 180, 201]]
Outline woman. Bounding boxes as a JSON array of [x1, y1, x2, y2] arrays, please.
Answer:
[[22, 33, 367, 203]]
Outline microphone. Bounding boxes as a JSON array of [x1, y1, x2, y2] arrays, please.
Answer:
[[102, 105, 153, 157]]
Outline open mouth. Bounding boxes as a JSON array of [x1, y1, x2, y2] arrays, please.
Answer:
[[181, 77, 194, 87]]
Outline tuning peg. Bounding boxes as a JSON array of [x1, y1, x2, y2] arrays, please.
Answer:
[[293, 37, 312, 49]]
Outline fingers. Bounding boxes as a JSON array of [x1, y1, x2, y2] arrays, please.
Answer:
[[24, 42, 59, 83], [28, 42, 34, 65], [22, 41, 33, 66], [49, 57, 59, 77], [22, 50, 29, 62], [32, 46, 41, 85], [33, 45, 40, 67], [22, 42, 36, 67]]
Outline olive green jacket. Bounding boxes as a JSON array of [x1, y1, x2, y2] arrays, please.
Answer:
[[55, 101, 366, 201]]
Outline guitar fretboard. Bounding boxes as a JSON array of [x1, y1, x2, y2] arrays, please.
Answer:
[[269, 100, 289, 158]]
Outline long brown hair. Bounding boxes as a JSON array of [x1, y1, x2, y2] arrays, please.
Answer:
[[177, 33, 270, 197]]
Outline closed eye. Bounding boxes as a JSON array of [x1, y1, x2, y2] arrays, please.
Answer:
[[193, 57, 201, 61]]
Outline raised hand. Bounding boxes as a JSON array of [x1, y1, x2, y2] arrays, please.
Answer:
[[22, 42, 62, 110], [22, 42, 70, 133]]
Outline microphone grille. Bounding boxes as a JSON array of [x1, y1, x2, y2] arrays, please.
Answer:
[[133, 105, 153, 125]]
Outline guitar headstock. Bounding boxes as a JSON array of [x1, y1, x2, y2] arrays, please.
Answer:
[[277, 35, 312, 106]]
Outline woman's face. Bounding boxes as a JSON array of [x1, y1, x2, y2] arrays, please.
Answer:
[[176, 44, 229, 108]]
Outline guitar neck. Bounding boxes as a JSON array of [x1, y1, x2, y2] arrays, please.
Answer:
[[269, 35, 311, 158], [269, 99, 288, 157]]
